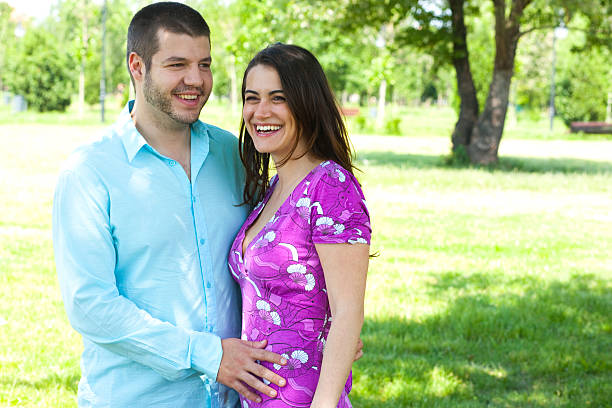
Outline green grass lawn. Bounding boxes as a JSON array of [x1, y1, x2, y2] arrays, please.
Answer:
[[0, 105, 611, 407]]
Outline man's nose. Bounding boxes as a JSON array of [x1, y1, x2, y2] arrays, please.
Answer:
[[184, 64, 204, 86]]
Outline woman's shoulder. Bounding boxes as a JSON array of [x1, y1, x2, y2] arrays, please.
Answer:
[[309, 160, 361, 194]]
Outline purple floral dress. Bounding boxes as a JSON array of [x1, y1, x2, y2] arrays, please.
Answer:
[[228, 161, 371, 408]]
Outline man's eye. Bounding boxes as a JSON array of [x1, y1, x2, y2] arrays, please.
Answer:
[[170, 63, 183, 67], [200, 63, 211, 69]]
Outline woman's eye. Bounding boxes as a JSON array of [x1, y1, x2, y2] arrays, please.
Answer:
[[273, 96, 286, 102]]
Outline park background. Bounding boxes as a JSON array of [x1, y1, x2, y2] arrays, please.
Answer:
[[0, 0, 611, 406]]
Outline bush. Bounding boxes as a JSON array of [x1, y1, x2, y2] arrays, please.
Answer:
[[384, 117, 402, 135], [3, 27, 75, 112], [555, 49, 610, 126]]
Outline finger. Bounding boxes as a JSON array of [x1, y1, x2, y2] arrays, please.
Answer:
[[253, 364, 287, 388], [254, 349, 288, 365], [252, 339, 267, 349], [242, 339, 267, 349], [233, 380, 263, 404], [354, 349, 364, 362], [357, 337, 364, 349], [241, 372, 278, 398]]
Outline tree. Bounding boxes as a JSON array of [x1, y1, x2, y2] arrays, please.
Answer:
[[0, 2, 17, 91], [329, 0, 612, 163], [4, 26, 75, 112], [555, 36, 611, 125]]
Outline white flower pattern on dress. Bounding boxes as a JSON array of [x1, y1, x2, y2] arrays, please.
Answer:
[[274, 353, 290, 370], [334, 223, 345, 235], [335, 168, 346, 182], [287, 263, 315, 291], [253, 231, 276, 249], [348, 237, 368, 244], [288, 350, 309, 370], [256, 300, 280, 325], [286, 264, 307, 274]]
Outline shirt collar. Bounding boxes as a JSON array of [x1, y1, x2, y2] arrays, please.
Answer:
[[116, 100, 210, 169], [116, 100, 148, 163]]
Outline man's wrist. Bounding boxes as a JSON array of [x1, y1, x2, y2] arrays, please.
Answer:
[[189, 331, 223, 380]]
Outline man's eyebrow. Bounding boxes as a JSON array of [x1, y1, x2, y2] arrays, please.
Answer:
[[161, 56, 212, 63]]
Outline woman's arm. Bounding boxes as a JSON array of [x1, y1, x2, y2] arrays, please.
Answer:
[[311, 242, 369, 408]]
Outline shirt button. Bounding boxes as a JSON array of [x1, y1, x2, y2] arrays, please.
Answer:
[[206, 281, 212, 288], [200, 238, 205, 245], [168, 160, 176, 166], [192, 196, 197, 203]]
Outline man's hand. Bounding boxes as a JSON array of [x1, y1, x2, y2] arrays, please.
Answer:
[[354, 337, 364, 361], [217, 338, 287, 403]]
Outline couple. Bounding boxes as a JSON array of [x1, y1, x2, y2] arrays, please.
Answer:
[[52, 2, 371, 408]]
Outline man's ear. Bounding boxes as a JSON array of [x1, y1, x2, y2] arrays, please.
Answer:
[[128, 52, 146, 82]]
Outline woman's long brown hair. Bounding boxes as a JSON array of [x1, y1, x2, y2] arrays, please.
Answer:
[[238, 43, 356, 205]]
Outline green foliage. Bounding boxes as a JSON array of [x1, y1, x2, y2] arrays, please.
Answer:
[[554, 31, 611, 126], [0, 2, 16, 89], [40, 0, 133, 108], [444, 144, 471, 166], [4, 27, 75, 112], [384, 116, 402, 135], [513, 30, 552, 111]]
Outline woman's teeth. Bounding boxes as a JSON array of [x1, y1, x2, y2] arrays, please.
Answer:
[[256, 125, 281, 132]]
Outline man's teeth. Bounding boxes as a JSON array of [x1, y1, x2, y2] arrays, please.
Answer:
[[256, 125, 281, 131], [178, 94, 198, 100]]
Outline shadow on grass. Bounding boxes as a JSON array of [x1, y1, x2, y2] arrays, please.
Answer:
[[353, 273, 611, 407], [356, 151, 612, 175]]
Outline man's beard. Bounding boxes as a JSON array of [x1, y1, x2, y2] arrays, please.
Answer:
[[143, 72, 201, 125]]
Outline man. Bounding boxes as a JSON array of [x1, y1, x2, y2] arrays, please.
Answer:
[[53, 3, 287, 406]]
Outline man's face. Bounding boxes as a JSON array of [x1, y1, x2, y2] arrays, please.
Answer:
[[142, 29, 213, 125]]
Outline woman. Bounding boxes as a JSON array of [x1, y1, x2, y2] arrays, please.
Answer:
[[228, 43, 371, 408]]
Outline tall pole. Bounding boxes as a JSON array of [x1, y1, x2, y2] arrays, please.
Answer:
[[549, 30, 556, 132], [100, 0, 107, 123]]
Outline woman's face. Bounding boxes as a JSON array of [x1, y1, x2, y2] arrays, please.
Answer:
[[243, 64, 299, 162]]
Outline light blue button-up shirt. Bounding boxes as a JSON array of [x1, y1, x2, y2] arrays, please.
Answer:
[[53, 101, 248, 407]]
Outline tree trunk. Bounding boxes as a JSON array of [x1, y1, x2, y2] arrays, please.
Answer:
[[78, 0, 88, 118], [449, 0, 479, 150], [468, 69, 513, 163], [468, 0, 530, 164], [376, 78, 387, 129], [229, 54, 238, 113]]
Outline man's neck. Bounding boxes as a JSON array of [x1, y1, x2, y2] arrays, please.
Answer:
[[131, 99, 190, 150], [131, 98, 192, 179]]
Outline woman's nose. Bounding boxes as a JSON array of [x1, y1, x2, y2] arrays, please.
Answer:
[[254, 100, 271, 118]]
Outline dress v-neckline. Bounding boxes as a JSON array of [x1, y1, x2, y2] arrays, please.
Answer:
[[240, 162, 323, 257]]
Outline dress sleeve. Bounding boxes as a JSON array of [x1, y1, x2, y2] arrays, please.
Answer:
[[309, 162, 371, 245]]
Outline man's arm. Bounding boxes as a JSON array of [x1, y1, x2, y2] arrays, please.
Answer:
[[53, 167, 288, 393], [53, 168, 220, 381]]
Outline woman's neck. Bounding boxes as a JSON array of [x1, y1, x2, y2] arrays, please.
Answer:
[[273, 153, 322, 193]]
